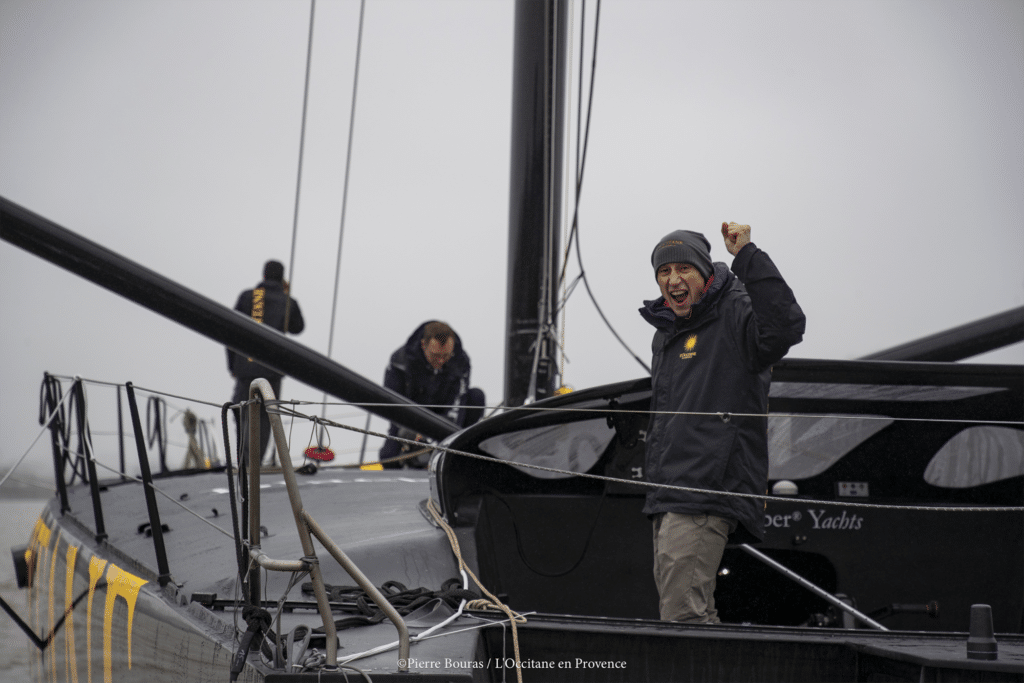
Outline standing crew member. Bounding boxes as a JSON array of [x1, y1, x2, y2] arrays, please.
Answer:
[[379, 321, 485, 468], [639, 223, 805, 623], [228, 260, 305, 462]]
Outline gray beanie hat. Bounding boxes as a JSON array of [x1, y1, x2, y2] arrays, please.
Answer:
[[651, 230, 713, 281]]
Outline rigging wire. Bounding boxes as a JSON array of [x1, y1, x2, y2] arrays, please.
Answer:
[[555, 272, 584, 314], [555, 0, 650, 375], [575, 220, 651, 373], [320, 0, 367, 440], [526, 0, 573, 404], [284, 0, 318, 334], [324, 0, 366, 365], [557, 0, 581, 387], [557, 0, 599, 289]]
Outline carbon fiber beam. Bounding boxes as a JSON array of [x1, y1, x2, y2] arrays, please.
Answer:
[[1, 195, 458, 441]]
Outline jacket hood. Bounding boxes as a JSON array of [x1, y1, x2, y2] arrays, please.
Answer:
[[639, 262, 734, 332], [402, 321, 470, 373]]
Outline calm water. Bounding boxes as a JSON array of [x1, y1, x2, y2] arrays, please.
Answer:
[[0, 497, 51, 682]]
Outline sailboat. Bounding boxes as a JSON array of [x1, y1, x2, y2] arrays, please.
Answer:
[[3, 1, 1023, 681]]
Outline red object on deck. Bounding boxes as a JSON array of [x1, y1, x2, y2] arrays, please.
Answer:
[[303, 446, 335, 462]]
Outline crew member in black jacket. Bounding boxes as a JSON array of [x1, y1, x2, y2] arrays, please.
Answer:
[[379, 321, 485, 468], [228, 260, 305, 462], [639, 223, 805, 623]]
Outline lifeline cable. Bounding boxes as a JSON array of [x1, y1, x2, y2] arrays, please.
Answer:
[[271, 403, 1024, 514], [47, 377, 1023, 513], [88, 456, 235, 538], [264, 397, 1024, 429], [2, 381, 74, 490]]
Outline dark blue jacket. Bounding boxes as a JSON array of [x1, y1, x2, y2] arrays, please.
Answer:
[[383, 321, 473, 424], [639, 243, 805, 542]]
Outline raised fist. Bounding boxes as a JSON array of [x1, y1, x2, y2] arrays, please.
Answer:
[[721, 222, 751, 256]]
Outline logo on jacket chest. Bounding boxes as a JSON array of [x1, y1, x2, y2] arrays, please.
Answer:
[[678, 334, 698, 360]]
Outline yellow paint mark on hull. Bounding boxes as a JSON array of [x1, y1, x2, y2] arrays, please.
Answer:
[[87, 557, 108, 683], [65, 543, 80, 683], [48, 529, 61, 683], [102, 564, 148, 683], [26, 514, 151, 683], [27, 516, 51, 681]]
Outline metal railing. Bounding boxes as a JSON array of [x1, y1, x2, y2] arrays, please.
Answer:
[[243, 378, 410, 671]]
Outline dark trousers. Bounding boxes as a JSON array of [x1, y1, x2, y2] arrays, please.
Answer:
[[232, 376, 282, 464]]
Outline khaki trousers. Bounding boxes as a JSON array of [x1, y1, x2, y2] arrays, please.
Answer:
[[652, 512, 736, 623]]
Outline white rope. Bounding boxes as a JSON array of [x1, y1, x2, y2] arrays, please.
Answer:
[[425, 498, 526, 683]]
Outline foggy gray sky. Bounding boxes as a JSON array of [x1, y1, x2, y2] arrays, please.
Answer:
[[1, 0, 1022, 474]]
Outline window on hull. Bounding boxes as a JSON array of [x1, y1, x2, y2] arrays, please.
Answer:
[[924, 426, 1024, 488]]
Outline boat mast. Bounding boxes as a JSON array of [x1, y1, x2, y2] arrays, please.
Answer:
[[504, 0, 569, 407]]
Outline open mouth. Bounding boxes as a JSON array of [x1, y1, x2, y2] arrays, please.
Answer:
[[669, 291, 689, 306]]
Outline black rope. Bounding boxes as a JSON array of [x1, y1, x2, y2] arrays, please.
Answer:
[[39, 374, 75, 478], [63, 380, 90, 485], [38, 374, 71, 511], [220, 403, 247, 597], [299, 578, 478, 631], [243, 605, 274, 631], [575, 215, 651, 374], [38, 374, 68, 439], [231, 606, 275, 681], [145, 395, 168, 473]]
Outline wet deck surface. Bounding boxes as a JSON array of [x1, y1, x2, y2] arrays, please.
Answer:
[[35, 469, 1024, 681]]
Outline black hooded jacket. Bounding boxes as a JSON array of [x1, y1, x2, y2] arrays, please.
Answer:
[[384, 321, 473, 425], [639, 243, 805, 543], [227, 280, 304, 381]]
